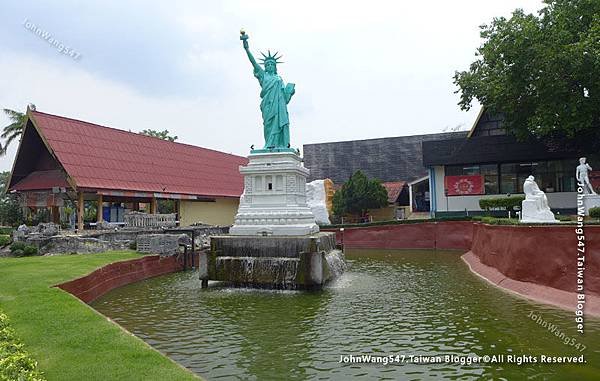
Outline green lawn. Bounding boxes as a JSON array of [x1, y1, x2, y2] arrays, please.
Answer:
[[0, 251, 200, 381]]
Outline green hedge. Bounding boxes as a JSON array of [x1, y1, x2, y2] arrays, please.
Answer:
[[0, 313, 45, 381], [590, 207, 600, 219], [479, 196, 525, 211]]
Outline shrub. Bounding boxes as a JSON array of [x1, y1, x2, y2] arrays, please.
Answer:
[[0, 313, 46, 381], [0, 234, 11, 247], [590, 207, 600, 219], [10, 242, 38, 257], [479, 196, 525, 211], [23, 246, 38, 256], [10, 242, 26, 253], [128, 241, 137, 251]]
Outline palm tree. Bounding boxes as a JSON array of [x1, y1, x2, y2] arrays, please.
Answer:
[[1, 104, 34, 156]]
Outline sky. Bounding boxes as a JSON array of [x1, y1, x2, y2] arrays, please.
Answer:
[[0, 0, 545, 171]]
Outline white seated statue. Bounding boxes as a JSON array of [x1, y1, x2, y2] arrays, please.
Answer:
[[520, 175, 558, 223]]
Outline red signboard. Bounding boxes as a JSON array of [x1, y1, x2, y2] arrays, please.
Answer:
[[444, 175, 485, 196]]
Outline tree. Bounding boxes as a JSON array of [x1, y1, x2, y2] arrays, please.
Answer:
[[332, 170, 388, 218], [139, 129, 178, 142], [454, 0, 600, 144], [0, 171, 23, 226], [1, 105, 34, 155]]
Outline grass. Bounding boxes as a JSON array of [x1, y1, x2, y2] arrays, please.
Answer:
[[0, 251, 200, 381]]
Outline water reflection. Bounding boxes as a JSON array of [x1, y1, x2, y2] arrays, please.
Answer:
[[92, 249, 600, 380]]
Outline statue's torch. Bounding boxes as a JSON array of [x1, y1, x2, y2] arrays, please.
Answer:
[[240, 29, 249, 49]]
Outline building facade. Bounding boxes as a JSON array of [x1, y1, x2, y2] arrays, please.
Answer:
[[422, 108, 597, 216], [303, 132, 466, 217], [9, 108, 246, 229]]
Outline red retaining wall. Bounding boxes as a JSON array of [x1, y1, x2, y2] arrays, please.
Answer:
[[325, 221, 600, 312], [323, 221, 474, 250], [57, 255, 185, 303], [57, 222, 600, 314], [462, 251, 600, 316], [470, 223, 600, 295]]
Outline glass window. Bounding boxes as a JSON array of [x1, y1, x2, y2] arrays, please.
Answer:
[[446, 159, 582, 195], [515, 162, 538, 192], [463, 165, 480, 175], [480, 164, 499, 194], [500, 163, 517, 194], [445, 165, 465, 176]]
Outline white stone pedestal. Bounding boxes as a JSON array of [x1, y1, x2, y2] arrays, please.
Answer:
[[520, 199, 558, 223], [229, 151, 319, 236], [583, 194, 600, 216]]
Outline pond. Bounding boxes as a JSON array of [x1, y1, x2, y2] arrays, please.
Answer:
[[92, 249, 600, 380]]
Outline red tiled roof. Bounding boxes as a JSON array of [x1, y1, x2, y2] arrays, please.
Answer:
[[382, 181, 406, 203], [28, 110, 247, 197], [11, 169, 70, 191]]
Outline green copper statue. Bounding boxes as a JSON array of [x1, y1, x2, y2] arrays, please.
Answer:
[[240, 29, 295, 149]]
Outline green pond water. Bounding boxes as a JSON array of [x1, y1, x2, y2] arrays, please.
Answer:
[[92, 250, 600, 380]]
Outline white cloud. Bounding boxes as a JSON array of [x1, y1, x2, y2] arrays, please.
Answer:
[[0, 0, 545, 172]]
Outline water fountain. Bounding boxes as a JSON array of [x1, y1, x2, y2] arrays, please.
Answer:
[[198, 30, 345, 289]]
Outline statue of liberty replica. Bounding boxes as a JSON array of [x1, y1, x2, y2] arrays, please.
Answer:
[[229, 29, 318, 236], [240, 29, 295, 150], [198, 30, 344, 290]]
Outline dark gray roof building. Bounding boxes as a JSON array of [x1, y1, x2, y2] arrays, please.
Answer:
[[303, 132, 467, 184]]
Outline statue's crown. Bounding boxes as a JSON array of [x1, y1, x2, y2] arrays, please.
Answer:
[[259, 50, 284, 64]]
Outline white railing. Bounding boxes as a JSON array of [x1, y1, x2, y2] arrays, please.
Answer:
[[124, 212, 177, 228]]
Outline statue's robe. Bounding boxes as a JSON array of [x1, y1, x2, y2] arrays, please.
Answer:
[[524, 180, 549, 210], [254, 67, 294, 148]]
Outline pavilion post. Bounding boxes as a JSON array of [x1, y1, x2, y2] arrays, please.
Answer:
[[150, 197, 157, 214], [50, 206, 60, 224], [97, 193, 103, 223], [77, 192, 84, 231]]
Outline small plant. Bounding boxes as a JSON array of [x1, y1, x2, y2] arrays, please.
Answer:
[[10, 241, 26, 253], [128, 241, 137, 251], [589, 207, 600, 220], [0, 234, 11, 247], [23, 246, 38, 256]]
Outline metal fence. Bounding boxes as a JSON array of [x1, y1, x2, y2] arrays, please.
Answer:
[[123, 212, 177, 228]]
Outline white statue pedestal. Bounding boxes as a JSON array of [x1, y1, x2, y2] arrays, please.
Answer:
[[229, 150, 319, 236], [520, 199, 558, 223], [583, 195, 600, 216]]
